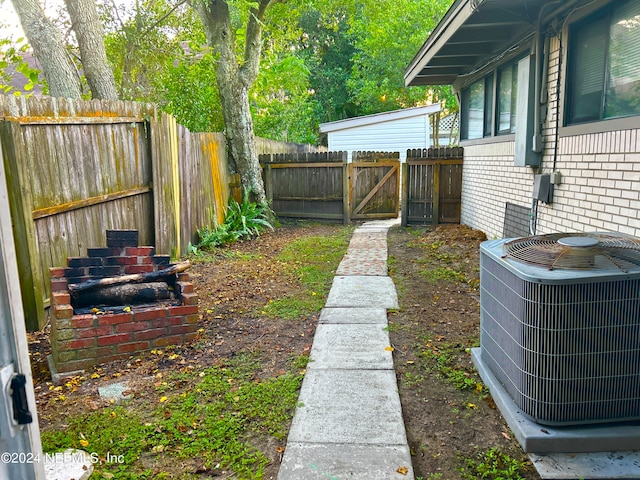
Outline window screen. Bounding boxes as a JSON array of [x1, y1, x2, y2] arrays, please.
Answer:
[[567, 1, 640, 124], [605, 2, 640, 119], [467, 79, 485, 140], [497, 63, 518, 134]]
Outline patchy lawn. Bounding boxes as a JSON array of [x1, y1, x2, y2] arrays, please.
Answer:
[[29, 221, 540, 479]]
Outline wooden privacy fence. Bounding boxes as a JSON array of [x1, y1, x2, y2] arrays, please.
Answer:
[[261, 151, 348, 222], [259, 151, 400, 223], [0, 95, 320, 330], [401, 147, 464, 227]]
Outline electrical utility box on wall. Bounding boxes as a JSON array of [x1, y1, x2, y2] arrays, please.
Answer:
[[514, 55, 541, 167], [533, 174, 553, 203]]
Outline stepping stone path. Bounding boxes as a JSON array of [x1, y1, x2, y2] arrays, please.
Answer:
[[278, 218, 414, 480]]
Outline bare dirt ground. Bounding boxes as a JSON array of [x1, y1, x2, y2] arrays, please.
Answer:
[[28, 221, 540, 479], [387, 224, 540, 479]]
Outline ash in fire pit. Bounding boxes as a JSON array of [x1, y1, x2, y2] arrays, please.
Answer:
[[49, 230, 199, 381]]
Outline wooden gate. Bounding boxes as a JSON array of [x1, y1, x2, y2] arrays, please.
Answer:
[[401, 147, 463, 227], [349, 159, 400, 220]]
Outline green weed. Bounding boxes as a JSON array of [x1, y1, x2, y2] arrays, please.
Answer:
[[404, 371, 426, 389], [419, 266, 466, 283], [421, 341, 485, 393], [383, 322, 402, 333], [192, 190, 274, 252], [459, 448, 528, 480], [261, 228, 351, 319], [41, 353, 307, 479]]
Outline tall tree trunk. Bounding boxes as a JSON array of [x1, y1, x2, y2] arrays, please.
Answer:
[[218, 75, 265, 201], [64, 0, 119, 100], [11, 0, 82, 98], [192, 0, 278, 204]]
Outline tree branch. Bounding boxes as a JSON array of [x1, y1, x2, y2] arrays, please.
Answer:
[[139, 0, 189, 38], [240, 0, 284, 86]]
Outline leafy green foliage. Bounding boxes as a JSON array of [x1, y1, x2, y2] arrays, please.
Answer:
[[346, 0, 454, 114], [194, 192, 274, 251], [0, 37, 43, 96], [161, 50, 224, 132], [298, 7, 361, 123], [251, 55, 317, 143], [100, 0, 201, 102], [459, 448, 528, 480]]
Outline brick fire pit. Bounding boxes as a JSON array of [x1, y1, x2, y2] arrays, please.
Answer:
[[48, 230, 199, 380]]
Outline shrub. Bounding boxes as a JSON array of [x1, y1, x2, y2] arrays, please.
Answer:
[[192, 191, 274, 252]]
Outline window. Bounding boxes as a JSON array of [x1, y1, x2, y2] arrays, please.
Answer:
[[497, 62, 518, 134], [461, 75, 493, 140], [566, 1, 640, 124]]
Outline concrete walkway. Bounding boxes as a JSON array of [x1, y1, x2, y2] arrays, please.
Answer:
[[278, 218, 414, 480]]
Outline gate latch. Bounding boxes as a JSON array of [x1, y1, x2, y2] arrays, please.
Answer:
[[10, 375, 32, 425]]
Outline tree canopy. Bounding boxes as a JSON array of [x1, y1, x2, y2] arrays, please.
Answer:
[[4, 0, 455, 139], [4, 0, 455, 200]]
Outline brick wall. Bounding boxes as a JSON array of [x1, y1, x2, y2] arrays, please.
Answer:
[[49, 230, 199, 376], [461, 36, 640, 239]]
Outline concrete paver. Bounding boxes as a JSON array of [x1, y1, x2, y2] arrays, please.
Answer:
[[308, 323, 393, 370], [325, 276, 399, 309], [529, 452, 640, 479], [286, 369, 407, 445], [318, 307, 387, 325], [278, 443, 414, 480]]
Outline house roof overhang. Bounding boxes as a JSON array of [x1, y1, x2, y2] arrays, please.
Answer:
[[405, 0, 555, 87]]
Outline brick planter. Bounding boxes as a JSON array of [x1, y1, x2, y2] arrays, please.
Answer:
[[49, 230, 199, 380]]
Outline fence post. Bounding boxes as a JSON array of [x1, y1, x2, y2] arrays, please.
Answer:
[[401, 162, 409, 228], [433, 162, 441, 227], [342, 155, 351, 224], [264, 161, 273, 204], [0, 121, 44, 330]]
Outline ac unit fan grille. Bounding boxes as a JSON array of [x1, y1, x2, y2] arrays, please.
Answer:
[[504, 233, 640, 271]]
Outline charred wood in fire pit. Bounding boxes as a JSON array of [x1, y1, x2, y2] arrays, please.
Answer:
[[72, 282, 172, 308], [68, 261, 190, 294]]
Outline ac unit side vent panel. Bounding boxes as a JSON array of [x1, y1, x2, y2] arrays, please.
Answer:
[[480, 239, 640, 426]]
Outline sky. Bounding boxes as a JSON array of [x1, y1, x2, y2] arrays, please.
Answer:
[[0, 1, 67, 41]]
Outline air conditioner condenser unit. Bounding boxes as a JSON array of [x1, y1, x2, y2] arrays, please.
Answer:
[[480, 233, 640, 426]]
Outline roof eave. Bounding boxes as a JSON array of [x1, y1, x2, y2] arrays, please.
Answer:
[[319, 104, 441, 134], [405, 0, 475, 87]]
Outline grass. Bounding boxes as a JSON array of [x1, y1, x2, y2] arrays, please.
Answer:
[[41, 352, 308, 479], [413, 239, 480, 289], [459, 448, 529, 480], [418, 265, 467, 283], [261, 227, 352, 319], [421, 339, 485, 393]]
